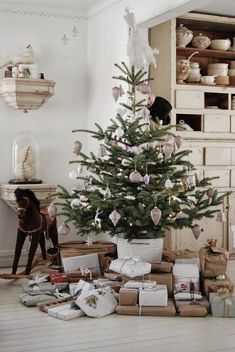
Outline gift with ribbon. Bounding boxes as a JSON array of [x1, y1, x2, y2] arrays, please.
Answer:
[[209, 288, 235, 317], [199, 239, 229, 279], [203, 275, 234, 297], [115, 299, 176, 316], [109, 257, 151, 277], [178, 299, 208, 317]]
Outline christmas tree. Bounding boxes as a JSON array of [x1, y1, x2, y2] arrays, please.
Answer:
[[56, 61, 225, 242]]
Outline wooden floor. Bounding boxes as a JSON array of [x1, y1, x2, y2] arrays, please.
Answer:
[[1, 263, 235, 352]]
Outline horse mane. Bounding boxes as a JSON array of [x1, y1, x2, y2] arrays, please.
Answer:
[[14, 188, 40, 211]]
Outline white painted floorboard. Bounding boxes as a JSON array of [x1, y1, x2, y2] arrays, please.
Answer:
[[0, 263, 235, 352]]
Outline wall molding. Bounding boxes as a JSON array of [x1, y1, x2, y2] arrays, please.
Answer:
[[0, 6, 87, 21], [0, 249, 29, 268]]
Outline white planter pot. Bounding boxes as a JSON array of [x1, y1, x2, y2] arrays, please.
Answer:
[[117, 237, 164, 262]]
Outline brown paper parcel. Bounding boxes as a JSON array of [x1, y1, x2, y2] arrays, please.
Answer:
[[119, 288, 138, 306], [203, 275, 234, 297], [179, 301, 208, 317], [122, 273, 173, 297], [151, 261, 173, 273], [199, 244, 229, 278], [115, 299, 176, 316]]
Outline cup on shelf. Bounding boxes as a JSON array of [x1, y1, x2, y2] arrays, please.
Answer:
[[200, 75, 216, 85]]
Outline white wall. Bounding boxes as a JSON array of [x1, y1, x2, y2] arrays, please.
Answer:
[[0, 5, 88, 266]]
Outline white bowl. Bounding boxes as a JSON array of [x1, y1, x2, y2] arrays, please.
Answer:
[[210, 39, 231, 51], [201, 76, 216, 85]]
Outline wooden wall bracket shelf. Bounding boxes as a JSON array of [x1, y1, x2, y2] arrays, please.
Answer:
[[0, 183, 57, 210], [0, 78, 55, 112]]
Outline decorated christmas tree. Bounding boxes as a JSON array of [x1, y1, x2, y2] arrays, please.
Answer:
[[56, 10, 225, 243]]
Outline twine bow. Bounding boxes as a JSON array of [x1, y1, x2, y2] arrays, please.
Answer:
[[28, 274, 49, 287], [217, 288, 232, 317], [80, 267, 93, 280]]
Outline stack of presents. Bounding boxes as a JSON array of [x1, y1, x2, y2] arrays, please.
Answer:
[[18, 238, 235, 320]]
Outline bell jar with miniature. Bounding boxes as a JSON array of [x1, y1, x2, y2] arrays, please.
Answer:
[[9, 131, 42, 184]]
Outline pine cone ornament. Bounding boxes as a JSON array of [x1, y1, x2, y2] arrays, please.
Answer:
[[191, 224, 202, 240]]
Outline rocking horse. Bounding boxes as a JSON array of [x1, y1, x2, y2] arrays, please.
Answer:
[[11, 188, 59, 275]]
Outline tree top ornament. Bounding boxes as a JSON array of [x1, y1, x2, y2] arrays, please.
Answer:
[[124, 8, 159, 69]]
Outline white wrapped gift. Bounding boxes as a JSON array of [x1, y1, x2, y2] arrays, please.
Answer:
[[173, 263, 200, 292], [124, 280, 156, 289], [62, 253, 100, 274], [139, 285, 168, 307], [71, 279, 95, 297], [48, 303, 85, 320], [174, 291, 203, 301], [76, 288, 117, 318], [109, 257, 151, 277]]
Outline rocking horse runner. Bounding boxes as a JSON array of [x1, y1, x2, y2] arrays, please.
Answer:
[[12, 188, 59, 275]]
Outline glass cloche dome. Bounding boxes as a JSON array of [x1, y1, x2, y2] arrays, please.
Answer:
[[9, 131, 42, 184]]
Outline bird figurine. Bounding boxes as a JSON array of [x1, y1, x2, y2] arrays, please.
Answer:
[[0, 44, 36, 70]]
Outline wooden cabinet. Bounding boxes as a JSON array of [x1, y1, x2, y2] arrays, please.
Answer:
[[149, 12, 235, 254]]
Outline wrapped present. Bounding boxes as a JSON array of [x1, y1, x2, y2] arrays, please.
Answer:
[[151, 261, 173, 273], [199, 239, 229, 278], [19, 292, 57, 307], [48, 303, 85, 320], [146, 273, 173, 297], [163, 249, 198, 263], [119, 288, 138, 306], [175, 296, 210, 312], [104, 272, 122, 281], [115, 299, 176, 316], [109, 257, 151, 277], [75, 288, 117, 318], [49, 273, 69, 284], [179, 301, 208, 317], [209, 289, 235, 317], [122, 273, 173, 297], [173, 263, 200, 292], [175, 258, 200, 271], [139, 285, 168, 307], [71, 279, 95, 298], [61, 253, 100, 275], [59, 240, 117, 275], [124, 280, 156, 289], [174, 291, 202, 301], [204, 276, 234, 298], [37, 298, 74, 313], [68, 268, 98, 282], [22, 282, 54, 293]]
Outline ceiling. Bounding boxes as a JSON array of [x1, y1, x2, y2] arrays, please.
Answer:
[[195, 0, 235, 17], [0, 0, 105, 11], [1, 0, 235, 17]]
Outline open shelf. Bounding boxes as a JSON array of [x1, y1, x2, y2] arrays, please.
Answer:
[[177, 47, 235, 60]]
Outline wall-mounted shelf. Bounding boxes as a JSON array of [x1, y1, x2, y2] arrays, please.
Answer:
[[0, 78, 55, 112], [0, 183, 57, 210]]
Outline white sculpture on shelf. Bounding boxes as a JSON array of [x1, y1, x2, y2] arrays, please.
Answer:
[[0, 44, 36, 70], [15, 145, 36, 181]]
